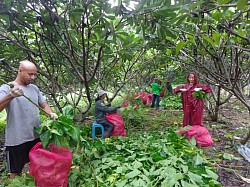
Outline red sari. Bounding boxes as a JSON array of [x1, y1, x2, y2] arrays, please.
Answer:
[[174, 83, 211, 127]]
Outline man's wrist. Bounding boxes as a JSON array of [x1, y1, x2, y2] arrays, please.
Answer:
[[8, 93, 16, 98]]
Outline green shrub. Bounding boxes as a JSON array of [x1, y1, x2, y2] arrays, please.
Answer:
[[0, 111, 6, 133], [161, 95, 182, 109]]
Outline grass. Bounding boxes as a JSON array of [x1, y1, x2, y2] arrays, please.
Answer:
[[119, 105, 183, 135]]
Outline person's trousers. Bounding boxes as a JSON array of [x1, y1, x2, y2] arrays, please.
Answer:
[[151, 94, 160, 108], [102, 121, 114, 133]]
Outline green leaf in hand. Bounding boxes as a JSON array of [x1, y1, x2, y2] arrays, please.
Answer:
[[192, 91, 206, 100]]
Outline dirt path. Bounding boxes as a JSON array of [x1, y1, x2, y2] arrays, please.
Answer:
[[204, 101, 250, 187]]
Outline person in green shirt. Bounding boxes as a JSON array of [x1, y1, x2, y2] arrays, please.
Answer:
[[151, 78, 162, 109]]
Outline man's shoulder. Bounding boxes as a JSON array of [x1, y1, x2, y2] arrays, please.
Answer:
[[0, 84, 9, 89], [0, 84, 10, 92]]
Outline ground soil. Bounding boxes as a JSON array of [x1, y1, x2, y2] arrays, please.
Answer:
[[203, 100, 250, 187], [0, 100, 249, 186]]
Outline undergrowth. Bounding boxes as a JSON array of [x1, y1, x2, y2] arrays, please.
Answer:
[[0, 105, 223, 187]]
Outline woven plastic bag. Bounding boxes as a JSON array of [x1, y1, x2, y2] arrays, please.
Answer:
[[147, 93, 153, 104], [106, 113, 126, 137], [139, 91, 148, 105], [29, 142, 72, 187], [178, 125, 213, 147], [236, 143, 250, 163]]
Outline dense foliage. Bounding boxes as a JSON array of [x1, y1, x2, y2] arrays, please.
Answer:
[[161, 95, 183, 110], [0, 0, 249, 116], [1, 106, 222, 186], [69, 129, 221, 187]]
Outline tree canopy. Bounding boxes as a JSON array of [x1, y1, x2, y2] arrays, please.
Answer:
[[0, 0, 249, 116]]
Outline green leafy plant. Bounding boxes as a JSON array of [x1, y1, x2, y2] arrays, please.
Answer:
[[2, 173, 35, 187], [162, 95, 182, 109], [34, 107, 83, 148], [192, 91, 207, 100], [222, 153, 241, 161]]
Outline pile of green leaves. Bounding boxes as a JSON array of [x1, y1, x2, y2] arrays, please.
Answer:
[[192, 91, 207, 100], [69, 127, 221, 187], [161, 95, 182, 109]]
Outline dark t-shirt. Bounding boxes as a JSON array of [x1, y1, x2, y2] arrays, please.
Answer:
[[94, 100, 117, 124]]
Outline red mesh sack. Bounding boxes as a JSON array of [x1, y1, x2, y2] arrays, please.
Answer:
[[147, 94, 153, 103], [178, 125, 213, 147], [106, 113, 126, 137], [29, 142, 72, 187], [134, 93, 139, 98], [139, 91, 148, 105], [133, 93, 141, 109], [160, 89, 166, 97]]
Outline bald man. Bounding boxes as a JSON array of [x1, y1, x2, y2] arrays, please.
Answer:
[[0, 60, 58, 178]]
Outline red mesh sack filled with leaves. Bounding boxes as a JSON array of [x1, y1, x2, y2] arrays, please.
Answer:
[[139, 91, 148, 105], [106, 113, 126, 137], [178, 125, 213, 147], [134, 93, 139, 98], [29, 142, 72, 187], [147, 94, 153, 103]]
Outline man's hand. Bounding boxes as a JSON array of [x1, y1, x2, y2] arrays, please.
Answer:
[[10, 87, 24, 97], [50, 112, 58, 120]]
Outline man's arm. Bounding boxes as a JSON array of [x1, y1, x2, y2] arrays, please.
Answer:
[[96, 101, 118, 114], [39, 102, 53, 114], [0, 85, 24, 112], [0, 94, 14, 112], [39, 102, 58, 120]]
